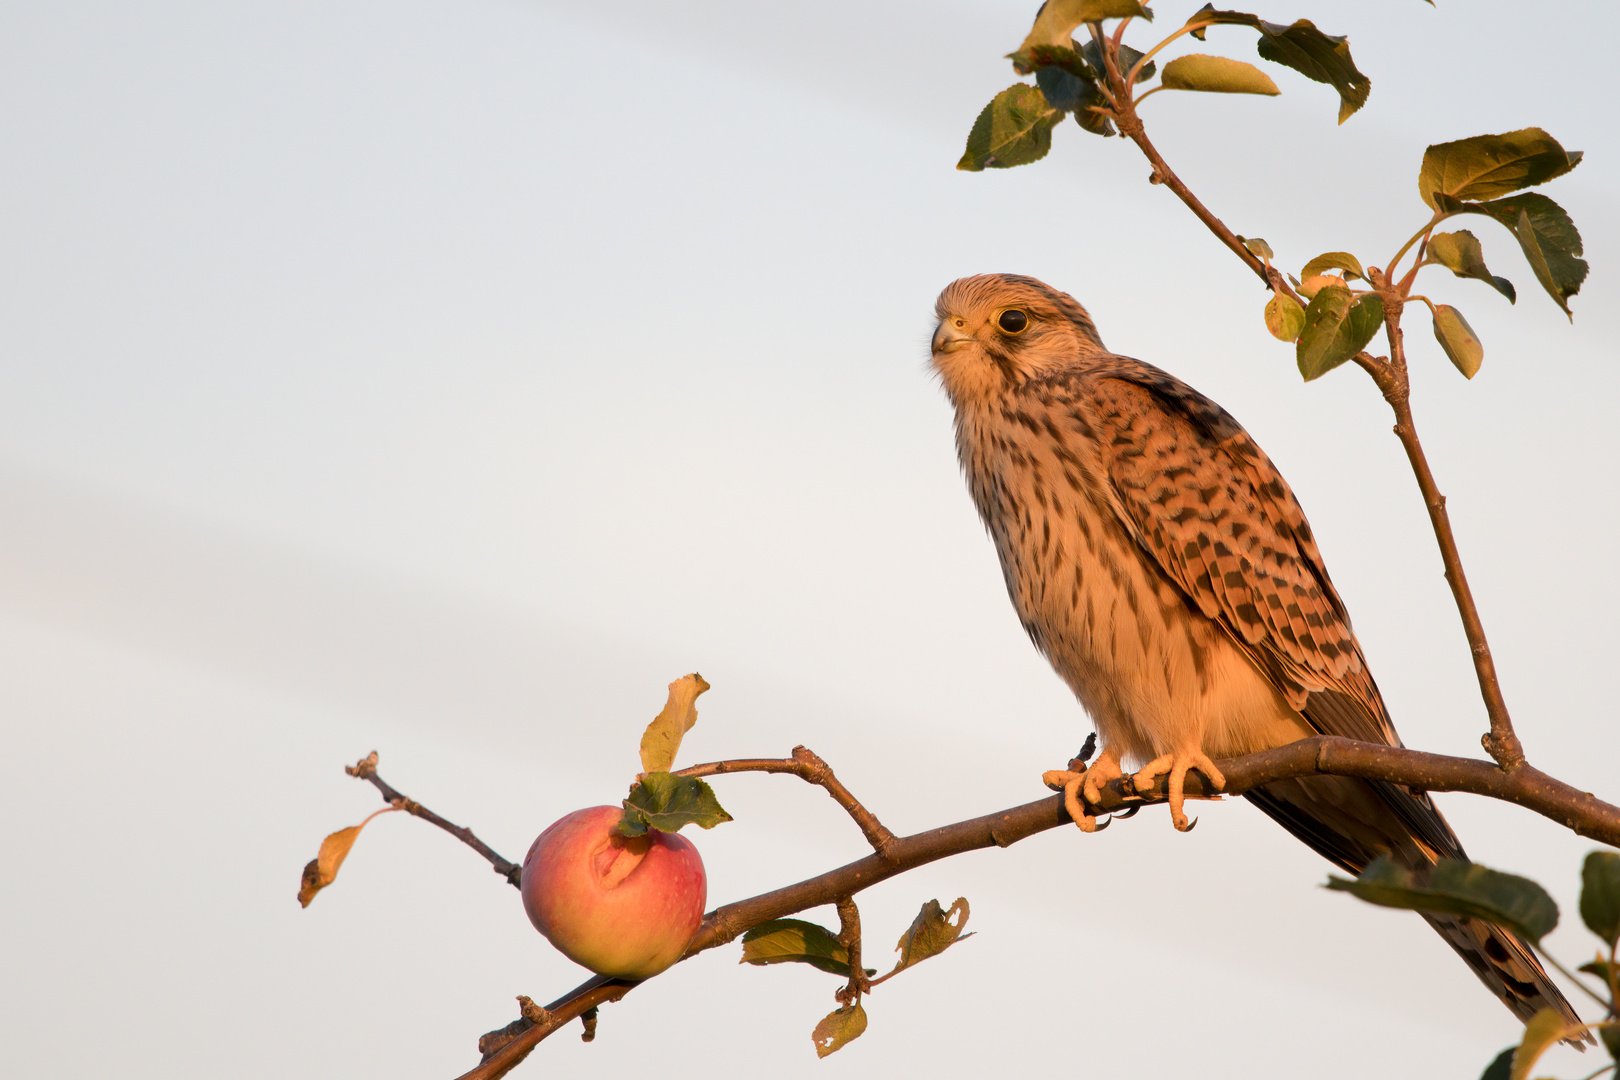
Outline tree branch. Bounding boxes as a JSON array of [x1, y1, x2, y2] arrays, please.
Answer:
[[1362, 280, 1527, 770], [1092, 30, 1299, 305], [347, 752, 523, 887], [460, 736, 1620, 1076], [675, 746, 898, 855]]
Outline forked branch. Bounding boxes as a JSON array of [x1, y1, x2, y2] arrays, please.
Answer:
[[454, 735, 1620, 1078]]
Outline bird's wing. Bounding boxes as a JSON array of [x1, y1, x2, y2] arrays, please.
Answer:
[[1085, 366, 1399, 748]]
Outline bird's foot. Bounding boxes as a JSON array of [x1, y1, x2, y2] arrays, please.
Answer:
[[1131, 751, 1226, 832], [1043, 748, 1123, 833]]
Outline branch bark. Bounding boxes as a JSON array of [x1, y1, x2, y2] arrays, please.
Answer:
[[1360, 281, 1527, 770], [348, 752, 523, 886], [460, 736, 1620, 1077]]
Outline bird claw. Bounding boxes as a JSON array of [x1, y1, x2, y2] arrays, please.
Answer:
[[1131, 750, 1226, 832], [1043, 769, 1100, 832], [1044, 746, 1127, 833]]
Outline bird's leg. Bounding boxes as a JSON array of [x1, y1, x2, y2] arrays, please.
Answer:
[[1131, 749, 1226, 832], [1042, 745, 1123, 833]]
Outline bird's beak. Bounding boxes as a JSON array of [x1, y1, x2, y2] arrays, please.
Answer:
[[932, 318, 970, 355]]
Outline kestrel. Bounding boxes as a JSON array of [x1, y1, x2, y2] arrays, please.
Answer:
[[930, 273, 1580, 1032]]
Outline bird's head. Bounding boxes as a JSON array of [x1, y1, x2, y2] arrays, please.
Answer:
[[930, 274, 1106, 403]]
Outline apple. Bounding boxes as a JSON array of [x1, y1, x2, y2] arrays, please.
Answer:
[[520, 805, 707, 980]]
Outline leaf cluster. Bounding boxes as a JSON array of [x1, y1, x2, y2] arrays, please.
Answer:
[[1252, 128, 1583, 380], [741, 897, 974, 1057]]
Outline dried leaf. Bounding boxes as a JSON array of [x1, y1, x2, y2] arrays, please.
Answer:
[[889, 898, 973, 975], [297, 808, 397, 907], [1160, 54, 1279, 95], [811, 1002, 868, 1058], [638, 673, 710, 775]]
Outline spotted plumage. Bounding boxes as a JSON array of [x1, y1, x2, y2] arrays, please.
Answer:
[[929, 272, 1580, 1036]]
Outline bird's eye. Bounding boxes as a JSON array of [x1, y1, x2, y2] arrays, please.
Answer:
[[998, 309, 1029, 334]]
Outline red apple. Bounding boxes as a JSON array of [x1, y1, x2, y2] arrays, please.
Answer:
[[520, 805, 706, 979]]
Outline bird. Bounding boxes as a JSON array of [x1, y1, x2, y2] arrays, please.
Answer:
[[929, 272, 1582, 1035]]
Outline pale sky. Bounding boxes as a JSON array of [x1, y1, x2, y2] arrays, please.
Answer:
[[3, 2, 1618, 1077]]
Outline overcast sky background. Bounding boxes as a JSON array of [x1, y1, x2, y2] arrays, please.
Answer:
[[3, 1, 1618, 1076]]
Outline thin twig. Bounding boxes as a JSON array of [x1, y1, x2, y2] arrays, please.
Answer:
[[1092, 29, 1299, 305], [833, 897, 869, 1005], [1362, 275, 1526, 770], [347, 752, 524, 886], [675, 746, 899, 855]]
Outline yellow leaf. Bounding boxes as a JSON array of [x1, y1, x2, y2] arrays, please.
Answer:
[[1510, 1008, 1573, 1080], [639, 673, 711, 774], [297, 808, 396, 908]]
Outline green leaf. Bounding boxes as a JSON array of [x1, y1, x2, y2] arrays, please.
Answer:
[[1081, 38, 1155, 85], [740, 919, 875, 978], [1511, 1007, 1576, 1080], [1479, 1047, 1514, 1080], [1432, 305, 1483, 379], [1184, 6, 1369, 122], [1419, 128, 1582, 209], [1580, 852, 1620, 946], [1578, 957, 1615, 983], [811, 1002, 868, 1058], [1325, 855, 1559, 941], [1426, 230, 1515, 303], [957, 84, 1062, 171], [1264, 289, 1305, 342], [1238, 235, 1274, 259], [1602, 1022, 1620, 1064], [618, 772, 733, 836], [1439, 192, 1587, 316], [1300, 251, 1365, 281], [1160, 54, 1279, 95], [1295, 285, 1382, 381], [888, 898, 973, 976], [1019, 45, 1116, 137], [1023, 43, 1098, 80]]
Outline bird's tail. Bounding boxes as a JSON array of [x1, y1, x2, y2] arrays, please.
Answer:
[[1419, 910, 1587, 1042], [1244, 774, 1589, 1046]]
